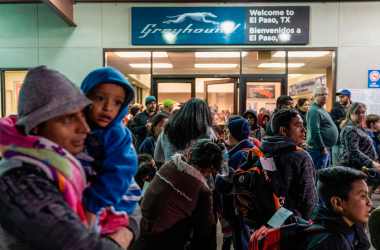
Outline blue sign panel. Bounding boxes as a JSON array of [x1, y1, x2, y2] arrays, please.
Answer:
[[368, 70, 380, 88], [132, 7, 309, 45]]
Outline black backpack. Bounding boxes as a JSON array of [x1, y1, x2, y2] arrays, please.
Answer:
[[232, 147, 287, 229]]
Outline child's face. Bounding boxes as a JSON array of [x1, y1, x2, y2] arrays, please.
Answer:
[[340, 180, 372, 225], [88, 83, 125, 128], [372, 121, 380, 132]]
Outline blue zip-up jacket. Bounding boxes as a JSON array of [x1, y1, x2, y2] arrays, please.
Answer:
[[228, 139, 255, 170], [81, 67, 140, 215]]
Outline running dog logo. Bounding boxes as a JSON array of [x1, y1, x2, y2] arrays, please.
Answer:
[[163, 12, 219, 25]]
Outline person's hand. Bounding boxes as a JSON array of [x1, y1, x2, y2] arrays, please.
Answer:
[[146, 122, 152, 130], [85, 210, 97, 229], [373, 161, 380, 170], [108, 227, 134, 250], [321, 147, 328, 155]]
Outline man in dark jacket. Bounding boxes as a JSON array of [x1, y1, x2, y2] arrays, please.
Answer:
[[265, 95, 294, 136], [131, 96, 157, 147], [330, 89, 352, 166], [262, 109, 317, 219], [306, 166, 371, 250]]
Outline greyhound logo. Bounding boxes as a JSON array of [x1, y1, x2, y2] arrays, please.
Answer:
[[163, 12, 219, 25]]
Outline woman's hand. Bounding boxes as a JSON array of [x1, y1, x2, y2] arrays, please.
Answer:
[[108, 227, 134, 249]]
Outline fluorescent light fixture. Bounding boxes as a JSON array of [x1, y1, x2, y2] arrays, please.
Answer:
[[194, 63, 238, 68], [129, 63, 173, 69], [115, 51, 168, 58], [288, 74, 303, 78], [273, 51, 330, 58], [195, 52, 247, 58], [258, 63, 305, 68]]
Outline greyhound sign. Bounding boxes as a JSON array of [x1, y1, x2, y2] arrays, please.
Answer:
[[132, 7, 309, 45]]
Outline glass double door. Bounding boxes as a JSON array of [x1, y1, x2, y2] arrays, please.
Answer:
[[153, 77, 237, 116], [153, 75, 286, 117]]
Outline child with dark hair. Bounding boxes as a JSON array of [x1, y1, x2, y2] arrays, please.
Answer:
[[80, 67, 141, 236], [138, 112, 168, 157], [366, 114, 380, 156], [306, 166, 371, 250], [133, 139, 223, 250], [135, 154, 157, 190]]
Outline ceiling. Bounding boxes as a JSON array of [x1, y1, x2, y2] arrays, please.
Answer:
[[106, 50, 334, 76]]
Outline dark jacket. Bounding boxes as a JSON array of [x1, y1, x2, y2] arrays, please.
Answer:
[[330, 102, 348, 130], [131, 111, 156, 147], [297, 109, 307, 129], [0, 162, 123, 250], [261, 136, 317, 219], [138, 136, 156, 157], [338, 122, 378, 169], [228, 139, 255, 170], [132, 155, 215, 250], [306, 206, 370, 250]]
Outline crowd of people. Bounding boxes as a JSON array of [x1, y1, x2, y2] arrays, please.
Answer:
[[0, 65, 380, 250]]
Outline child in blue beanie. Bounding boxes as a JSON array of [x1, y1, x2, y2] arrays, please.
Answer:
[[80, 67, 140, 235]]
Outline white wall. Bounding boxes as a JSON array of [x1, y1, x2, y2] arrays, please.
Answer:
[[1, 1, 380, 91]]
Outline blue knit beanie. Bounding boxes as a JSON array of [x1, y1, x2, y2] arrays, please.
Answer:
[[227, 116, 250, 141], [145, 96, 157, 105]]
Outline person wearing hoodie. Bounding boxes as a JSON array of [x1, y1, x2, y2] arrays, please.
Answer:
[[131, 139, 223, 250], [227, 116, 255, 170], [243, 110, 264, 141], [261, 109, 317, 219], [0, 66, 132, 250], [306, 166, 371, 250], [80, 67, 141, 236]]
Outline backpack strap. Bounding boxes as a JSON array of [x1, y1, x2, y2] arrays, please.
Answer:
[[304, 224, 331, 249]]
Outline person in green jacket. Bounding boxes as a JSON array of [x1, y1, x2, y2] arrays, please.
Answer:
[[306, 81, 338, 170]]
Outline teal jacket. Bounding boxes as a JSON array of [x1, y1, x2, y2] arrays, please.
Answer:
[[306, 103, 338, 150]]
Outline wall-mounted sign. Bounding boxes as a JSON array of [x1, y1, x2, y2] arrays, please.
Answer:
[[132, 6, 309, 45], [368, 70, 380, 88], [289, 76, 326, 96]]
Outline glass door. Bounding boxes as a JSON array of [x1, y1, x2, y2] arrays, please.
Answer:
[[240, 76, 286, 114], [203, 78, 237, 125], [1, 70, 28, 117], [152, 78, 195, 105]]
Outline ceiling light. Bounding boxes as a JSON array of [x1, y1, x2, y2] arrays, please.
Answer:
[[195, 52, 247, 58], [129, 63, 173, 69], [288, 74, 303, 78], [194, 63, 238, 68], [115, 51, 168, 58], [273, 51, 330, 58], [258, 63, 305, 68]]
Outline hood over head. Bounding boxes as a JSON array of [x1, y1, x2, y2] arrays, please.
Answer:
[[261, 135, 297, 155], [81, 67, 135, 126]]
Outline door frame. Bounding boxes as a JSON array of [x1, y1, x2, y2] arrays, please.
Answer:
[[204, 77, 238, 114], [239, 74, 287, 114], [0, 68, 29, 117]]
